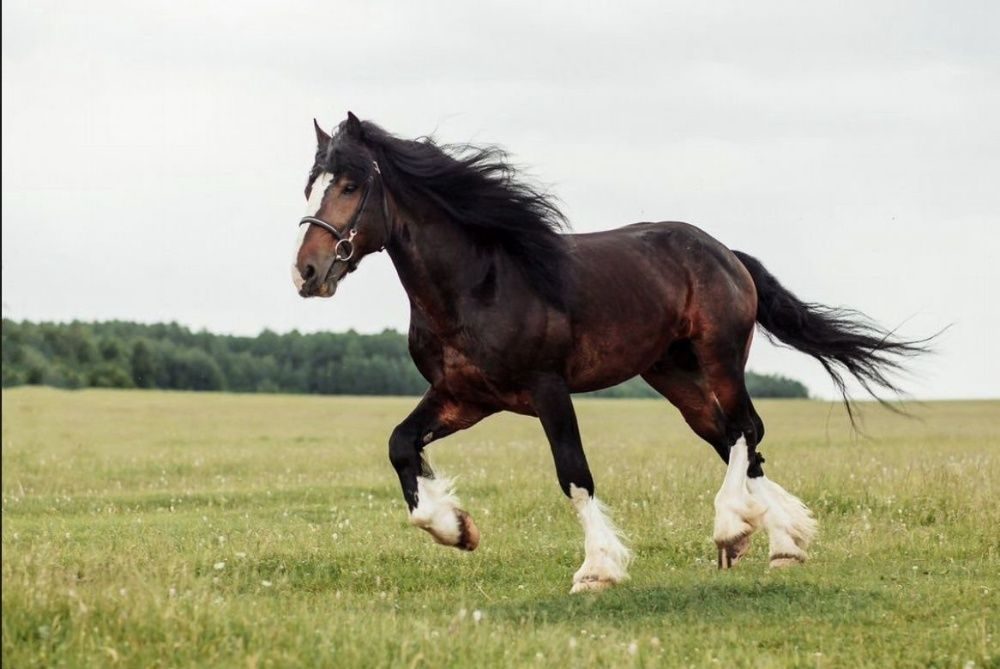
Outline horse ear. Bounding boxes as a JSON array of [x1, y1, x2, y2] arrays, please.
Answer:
[[345, 111, 363, 137], [313, 118, 331, 146]]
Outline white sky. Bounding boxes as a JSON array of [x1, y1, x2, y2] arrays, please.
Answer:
[[2, 1, 998, 399]]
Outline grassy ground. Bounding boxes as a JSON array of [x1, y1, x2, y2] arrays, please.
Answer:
[[2, 387, 998, 668]]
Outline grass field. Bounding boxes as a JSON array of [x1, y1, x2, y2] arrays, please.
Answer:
[[2, 388, 998, 668]]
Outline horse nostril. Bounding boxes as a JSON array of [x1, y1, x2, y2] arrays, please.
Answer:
[[302, 264, 316, 281]]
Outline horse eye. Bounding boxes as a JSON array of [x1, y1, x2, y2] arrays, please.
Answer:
[[343, 183, 358, 194]]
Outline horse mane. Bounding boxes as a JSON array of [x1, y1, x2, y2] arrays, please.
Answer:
[[359, 122, 571, 308]]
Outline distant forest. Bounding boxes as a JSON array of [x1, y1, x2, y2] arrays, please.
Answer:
[[1, 320, 809, 399]]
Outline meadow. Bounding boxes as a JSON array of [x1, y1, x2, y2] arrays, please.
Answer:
[[2, 387, 997, 668]]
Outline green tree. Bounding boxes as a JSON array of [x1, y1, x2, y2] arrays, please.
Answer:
[[130, 339, 158, 388], [0, 319, 810, 398]]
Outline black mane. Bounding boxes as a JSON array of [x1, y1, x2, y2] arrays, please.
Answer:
[[354, 122, 571, 308]]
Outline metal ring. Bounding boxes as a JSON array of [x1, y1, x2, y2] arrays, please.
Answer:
[[335, 238, 354, 261]]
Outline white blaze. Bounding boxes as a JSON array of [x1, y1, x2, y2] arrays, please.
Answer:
[[304, 172, 335, 217], [292, 172, 335, 290]]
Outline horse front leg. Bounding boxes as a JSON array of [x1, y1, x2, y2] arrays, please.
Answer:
[[531, 375, 632, 593], [388, 389, 491, 550]]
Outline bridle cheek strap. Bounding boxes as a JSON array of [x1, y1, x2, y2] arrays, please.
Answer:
[[298, 161, 389, 263]]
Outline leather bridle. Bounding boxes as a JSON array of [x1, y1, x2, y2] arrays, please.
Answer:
[[298, 161, 390, 263]]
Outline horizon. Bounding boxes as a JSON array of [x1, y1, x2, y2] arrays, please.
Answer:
[[6, 316, 993, 402]]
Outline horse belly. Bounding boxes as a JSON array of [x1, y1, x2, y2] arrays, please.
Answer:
[[565, 321, 674, 393]]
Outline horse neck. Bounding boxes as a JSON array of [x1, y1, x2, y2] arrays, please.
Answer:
[[385, 205, 482, 331]]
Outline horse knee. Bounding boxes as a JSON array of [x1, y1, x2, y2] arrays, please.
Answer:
[[550, 445, 595, 498], [388, 425, 418, 471]]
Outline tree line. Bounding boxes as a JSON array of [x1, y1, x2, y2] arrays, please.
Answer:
[[0, 320, 809, 398]]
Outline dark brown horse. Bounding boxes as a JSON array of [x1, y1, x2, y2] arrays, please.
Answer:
[[292, 112, 923, 592]]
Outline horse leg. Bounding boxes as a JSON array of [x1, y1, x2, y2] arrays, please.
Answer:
[[742, 400, 817, 566], [388, 389, 492, 551], [531, 375, 632, 593], [643, 353, 816, 567], [642, 355, 765, 568], [723, 390, 817, 566]]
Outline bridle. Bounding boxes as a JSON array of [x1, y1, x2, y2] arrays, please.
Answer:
[[298, 160, 390, 263]]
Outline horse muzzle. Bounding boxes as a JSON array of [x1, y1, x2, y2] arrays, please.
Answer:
[[292, 259, 348, 298]]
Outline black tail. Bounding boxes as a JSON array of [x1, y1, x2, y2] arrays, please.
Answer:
[[732, 250, 932, 424]]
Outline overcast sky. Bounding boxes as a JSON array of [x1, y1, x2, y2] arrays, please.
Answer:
[[2, 1, 997, 399]]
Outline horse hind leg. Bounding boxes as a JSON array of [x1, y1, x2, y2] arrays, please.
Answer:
[[712, 392, 818, 567], [748, 475, 817, 566], [713, 433, 766, 568], [648, 363, 819, 567], [727, 395, 817, 566], [743, 405, 817, 566], [642, 360, 765, 568]]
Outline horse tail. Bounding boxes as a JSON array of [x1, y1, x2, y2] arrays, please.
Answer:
[[731, 250, 931, 423]]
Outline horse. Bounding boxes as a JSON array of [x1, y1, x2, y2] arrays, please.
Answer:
[[291, 112, 925, 592]]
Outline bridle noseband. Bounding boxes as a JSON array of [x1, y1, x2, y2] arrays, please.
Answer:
[[299, 161, 390, 263]]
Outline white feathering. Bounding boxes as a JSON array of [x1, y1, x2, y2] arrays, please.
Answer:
[[747, 475, 817, 563], [409, 475, 462, 546], [569, 484, 632, 591]]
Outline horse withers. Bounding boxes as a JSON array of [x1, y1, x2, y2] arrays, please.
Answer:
[[291, 112, 925, 592]]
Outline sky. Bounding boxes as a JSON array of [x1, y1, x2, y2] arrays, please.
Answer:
[[2, 1, 998, 400]]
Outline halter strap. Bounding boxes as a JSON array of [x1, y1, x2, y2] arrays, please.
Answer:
[[299, 215, 349, 241], [298, 161, 391, 262]]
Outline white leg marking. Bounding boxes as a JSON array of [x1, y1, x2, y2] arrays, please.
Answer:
[[747, 475, 817, 566], [713, 436, 765, 554], [569, 484, 632, 593], [409, 475, 462, 546]]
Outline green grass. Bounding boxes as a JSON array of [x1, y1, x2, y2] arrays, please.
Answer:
[[2, 388, 998, 668]]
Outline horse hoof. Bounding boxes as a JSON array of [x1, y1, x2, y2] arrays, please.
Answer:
[[769, 554, 805, 568], [455, 510, 480, 551], [716, 534, 751, 569], [570, 576, 614, 594]]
